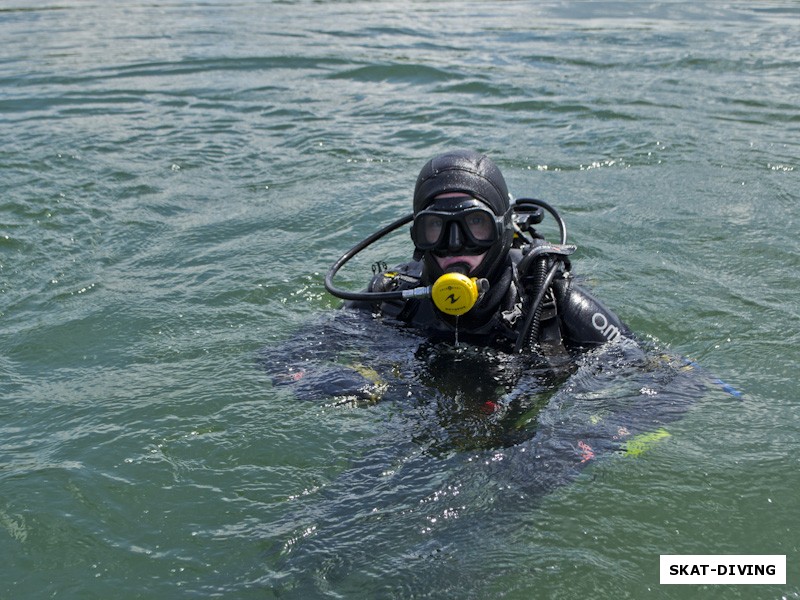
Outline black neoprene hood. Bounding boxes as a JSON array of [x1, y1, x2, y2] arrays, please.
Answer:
[[412, 150, 514, 286], [413, 149, 510, 216]]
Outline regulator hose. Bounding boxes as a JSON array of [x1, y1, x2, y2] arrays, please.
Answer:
[[518, 256, 548, 352], [510, 198, 574, 354], [514, 259, 563, 354], [324, 213, 413, 302], [324, 213, 484, 316]]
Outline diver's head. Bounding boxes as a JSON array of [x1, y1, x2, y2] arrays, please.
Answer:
[[411, 150, 513, 284]]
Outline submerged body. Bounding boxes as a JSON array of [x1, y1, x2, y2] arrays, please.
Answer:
[[261, 308, 725, 596]]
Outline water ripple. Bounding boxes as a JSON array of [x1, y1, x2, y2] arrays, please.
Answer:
[[2, 2, 800, 598]]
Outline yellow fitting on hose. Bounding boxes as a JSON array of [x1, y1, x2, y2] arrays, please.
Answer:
[[431, 272, 480, 316]]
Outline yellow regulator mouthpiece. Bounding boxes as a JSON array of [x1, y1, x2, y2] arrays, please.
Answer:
[[431, 272, 480, 316]]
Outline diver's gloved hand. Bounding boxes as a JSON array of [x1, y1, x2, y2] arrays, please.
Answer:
[[271, 363, 386, 404]]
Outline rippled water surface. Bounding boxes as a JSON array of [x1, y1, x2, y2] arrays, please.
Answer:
[[2, 1, 799, 598]]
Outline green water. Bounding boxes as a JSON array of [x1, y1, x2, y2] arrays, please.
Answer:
[[2, 1, 799, 598]]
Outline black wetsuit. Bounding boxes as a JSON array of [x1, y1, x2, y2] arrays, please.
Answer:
[[348, 247, 631, 356]]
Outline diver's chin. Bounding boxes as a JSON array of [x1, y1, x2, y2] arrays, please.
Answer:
[[435, 253, 487, 275]]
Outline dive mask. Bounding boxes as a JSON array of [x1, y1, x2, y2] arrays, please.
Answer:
[[411, 198, 507, 252]]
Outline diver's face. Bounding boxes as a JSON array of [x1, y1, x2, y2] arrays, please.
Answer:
[[413, 193, 498, 275]]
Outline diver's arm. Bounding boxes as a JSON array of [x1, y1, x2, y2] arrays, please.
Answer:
[[257, 310, 388, 402], [551, 277, 632, 348]]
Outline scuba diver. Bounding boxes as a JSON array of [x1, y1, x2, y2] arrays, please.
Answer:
[[328, 149, 631, 357], [263, 152, 742, 595]]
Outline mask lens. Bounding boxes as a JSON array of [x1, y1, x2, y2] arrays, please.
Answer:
[[416, 214, 446, 247], [463, 210, 495, 242]]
